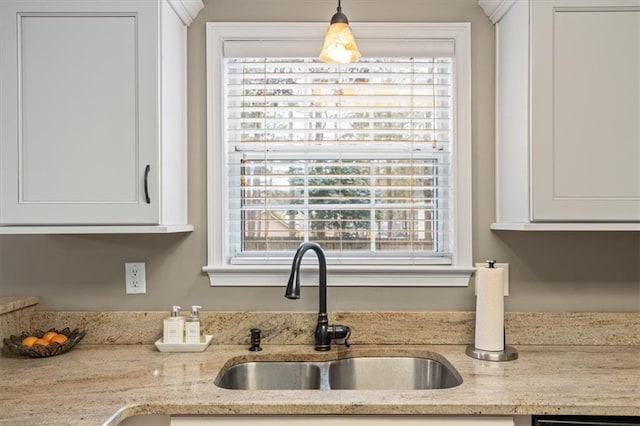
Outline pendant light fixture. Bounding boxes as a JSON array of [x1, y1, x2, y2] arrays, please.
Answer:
[[319, 0, 361, 64]]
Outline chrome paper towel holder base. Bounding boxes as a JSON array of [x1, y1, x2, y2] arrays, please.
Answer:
[[466, 345, 518, 362]]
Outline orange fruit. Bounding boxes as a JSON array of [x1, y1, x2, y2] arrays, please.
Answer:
[[50, 334, 68, 345], [42, 331, 59, 342], [33, 338, 50, 346], [22, 336, 38, 347]]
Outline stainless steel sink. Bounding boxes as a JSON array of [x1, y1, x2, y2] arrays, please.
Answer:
[[215, 361, 322, 390], [328, 356, 461, 390], [215, 356, 462, 390]]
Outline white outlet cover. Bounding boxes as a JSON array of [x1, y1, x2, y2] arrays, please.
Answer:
[[474, 262, 509, 296], [125, 262, 146, 294]]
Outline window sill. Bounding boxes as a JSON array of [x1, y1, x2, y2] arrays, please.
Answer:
[[202, 264, 474, 287]]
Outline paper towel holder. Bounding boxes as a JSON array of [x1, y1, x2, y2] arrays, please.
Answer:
[[465, 344, 518, 362], [466, 260, 518, 361]]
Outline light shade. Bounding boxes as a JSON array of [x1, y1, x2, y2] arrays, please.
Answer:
[[319, 2, 360, 64]]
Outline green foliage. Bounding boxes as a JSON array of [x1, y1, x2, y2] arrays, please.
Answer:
[[288, 162, 377, 239]]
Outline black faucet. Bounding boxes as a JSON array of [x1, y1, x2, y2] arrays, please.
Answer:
[[285, 242, 351, 351]]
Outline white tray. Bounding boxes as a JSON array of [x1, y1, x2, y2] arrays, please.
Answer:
[[154, 335, 213, 352]]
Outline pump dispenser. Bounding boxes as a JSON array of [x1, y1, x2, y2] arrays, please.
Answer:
[[163, 305, 185, 344], [185, 305, 203, 344]]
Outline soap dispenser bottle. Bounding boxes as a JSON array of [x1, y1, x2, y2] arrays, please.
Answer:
[[163, 305, 185, 344], [185, 305, 203, 344]]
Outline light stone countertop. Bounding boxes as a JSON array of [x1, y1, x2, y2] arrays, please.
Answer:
[[0, 296, 38, 316], [0, 343, 638, 425]]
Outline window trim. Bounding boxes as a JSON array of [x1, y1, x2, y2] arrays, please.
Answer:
[[204, 22, 473, 287]]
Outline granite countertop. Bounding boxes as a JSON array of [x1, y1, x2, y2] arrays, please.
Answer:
[[0, 343, 638, 425]]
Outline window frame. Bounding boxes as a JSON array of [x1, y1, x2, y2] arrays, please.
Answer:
[[204, 22, 473, 287]]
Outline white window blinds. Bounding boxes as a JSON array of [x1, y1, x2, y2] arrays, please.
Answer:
[[223, 43, 455, 264]]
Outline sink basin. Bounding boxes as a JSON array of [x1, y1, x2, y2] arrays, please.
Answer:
[[215, 361, 322, 390], [215, 356, 462, 390], [328, 356, 461, 390]]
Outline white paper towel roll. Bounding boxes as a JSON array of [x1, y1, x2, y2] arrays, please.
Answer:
[[474, 265, 505, 351]]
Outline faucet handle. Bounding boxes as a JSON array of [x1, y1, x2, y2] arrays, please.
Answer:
[[342, 326, 351, 348], [332, 324, 351, 348]]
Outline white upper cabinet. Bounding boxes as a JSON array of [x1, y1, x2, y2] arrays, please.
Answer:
[[0, 0, 202, 233], [480, 0, 640, 230]]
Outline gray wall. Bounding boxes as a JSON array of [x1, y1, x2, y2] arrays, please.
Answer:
[[0, 0, 638, 312]]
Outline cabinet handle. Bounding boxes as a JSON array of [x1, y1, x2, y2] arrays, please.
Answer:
[[143, 165, 151, 204]]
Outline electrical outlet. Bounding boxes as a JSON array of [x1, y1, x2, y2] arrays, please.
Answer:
[[474, 262, 509, 296], [125, 262, 146, 294]]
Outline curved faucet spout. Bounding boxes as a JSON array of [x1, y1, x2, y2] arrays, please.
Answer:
[[284, 242, 327, 314], [284, 242, 350, 351]]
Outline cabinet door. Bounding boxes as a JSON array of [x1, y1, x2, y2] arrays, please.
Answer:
[[530, 0, 640, 222], [0, 0, 159, 224]]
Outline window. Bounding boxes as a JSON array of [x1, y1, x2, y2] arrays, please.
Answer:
[[205, 23, 472, 286]]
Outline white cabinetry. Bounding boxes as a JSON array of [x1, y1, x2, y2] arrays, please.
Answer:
[[480, 0, 640, 231], [0, 0, 202, 233]]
